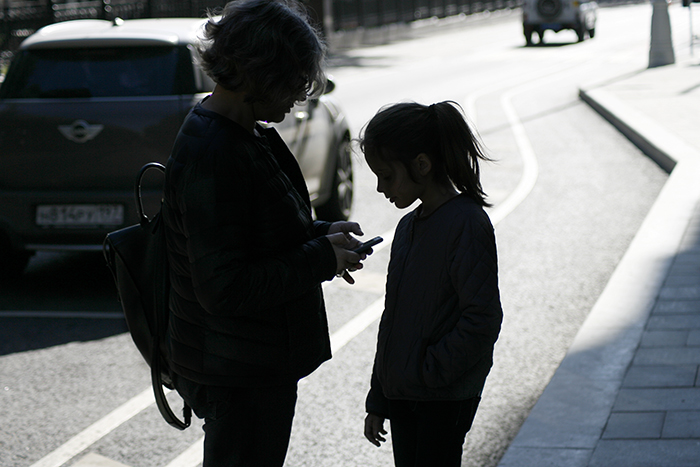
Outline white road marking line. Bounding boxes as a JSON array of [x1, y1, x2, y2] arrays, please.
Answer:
[[0, 311, 124, 319], [487, 87, 540, 225], [468, 62, 589, 226], [465, 59, 581, 126], [29, 388, 155, 467], [330, 297, 385, 354], [72, 452, 130, 467], [162, 436, 205, 467]]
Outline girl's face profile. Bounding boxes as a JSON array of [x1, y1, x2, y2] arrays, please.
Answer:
[[366, 150, 422, 210]]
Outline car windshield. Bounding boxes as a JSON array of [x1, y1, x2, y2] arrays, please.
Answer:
[[0, 46, 184, 99]]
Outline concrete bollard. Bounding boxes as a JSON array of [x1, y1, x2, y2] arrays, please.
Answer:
[[649, 0, 676, 67]]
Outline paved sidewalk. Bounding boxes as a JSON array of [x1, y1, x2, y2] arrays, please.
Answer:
[[497, 57, 700, 466]]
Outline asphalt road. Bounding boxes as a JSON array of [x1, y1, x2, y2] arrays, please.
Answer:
[[0, 4, 684, 466]]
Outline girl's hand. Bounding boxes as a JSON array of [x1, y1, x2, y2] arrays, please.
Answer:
[[326, 232, 363, 284], [364, 413, 387, 447]]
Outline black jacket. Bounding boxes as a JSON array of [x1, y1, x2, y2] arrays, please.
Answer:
[[367, 195, 502, 416], [162, 103, 335, 387]]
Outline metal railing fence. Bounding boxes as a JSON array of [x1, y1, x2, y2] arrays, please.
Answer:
[[0, 0, 224, 61], [1, 0, 520, 58], [332, 0, 520, 29], [1, 0, 643, 70]]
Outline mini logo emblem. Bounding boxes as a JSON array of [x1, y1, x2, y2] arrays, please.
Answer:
[[58, 120, 104, 143]]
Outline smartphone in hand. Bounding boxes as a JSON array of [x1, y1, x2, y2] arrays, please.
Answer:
[[353, 236, 383, 254]]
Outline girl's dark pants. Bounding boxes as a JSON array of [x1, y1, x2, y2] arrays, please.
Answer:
[[389, 397, 481, 467], [174, 376, 297, 467]]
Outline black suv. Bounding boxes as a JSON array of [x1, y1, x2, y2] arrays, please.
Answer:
[[522, 0, 597, 45]]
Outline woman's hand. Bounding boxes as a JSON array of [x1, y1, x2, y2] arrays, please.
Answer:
[[364, 413, 387, 447], [328, 221, 363, 237], [326, 232, 363, 284], [327, 221, 377, 283]]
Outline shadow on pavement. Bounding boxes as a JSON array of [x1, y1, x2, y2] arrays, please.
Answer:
[[0, 251, 127, 356]]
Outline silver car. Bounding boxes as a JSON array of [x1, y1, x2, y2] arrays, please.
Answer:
[[0, 18, 353, 278]]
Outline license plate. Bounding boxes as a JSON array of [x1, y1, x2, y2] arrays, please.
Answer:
[[36, 204, 124, 227]]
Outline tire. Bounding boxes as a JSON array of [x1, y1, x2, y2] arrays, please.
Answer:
[[315, 138, 353, 222], [576, 25, 585, 42], [0, 233, 31, 280]]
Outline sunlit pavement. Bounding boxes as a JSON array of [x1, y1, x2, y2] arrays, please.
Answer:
[[498, 35, 700, 467]]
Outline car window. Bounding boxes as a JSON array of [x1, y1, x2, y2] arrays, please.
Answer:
[[0, 45, 194, 99]]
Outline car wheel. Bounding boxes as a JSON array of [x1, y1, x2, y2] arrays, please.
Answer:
[[0, 233, 31, 280], [315, 138, 353, 222]]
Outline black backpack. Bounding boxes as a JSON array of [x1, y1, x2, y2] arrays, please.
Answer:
[[103, 162, 191, 430]]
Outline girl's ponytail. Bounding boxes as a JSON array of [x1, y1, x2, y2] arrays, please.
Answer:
[[429, 101, 491, 207]]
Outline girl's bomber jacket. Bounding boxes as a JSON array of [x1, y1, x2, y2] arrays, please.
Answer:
[[366, 194, 503, 417], [162, 103, 335, 388]]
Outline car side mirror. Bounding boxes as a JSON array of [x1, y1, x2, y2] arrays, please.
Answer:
[[324, 77, 336, 95]]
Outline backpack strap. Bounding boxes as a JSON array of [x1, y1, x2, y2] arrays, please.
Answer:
[[152, 349, 192, 430], [138, 162, 192, 430]]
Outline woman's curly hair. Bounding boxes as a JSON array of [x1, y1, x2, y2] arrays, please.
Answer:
[[198, 0, 327, 104]]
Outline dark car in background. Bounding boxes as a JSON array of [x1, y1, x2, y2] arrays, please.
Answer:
[[522, 0, 597, 45], [0, 17, 353, 279]]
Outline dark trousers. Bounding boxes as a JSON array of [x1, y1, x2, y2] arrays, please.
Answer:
[[388, 397, 481, 467], [174, 376, 298, 467]]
